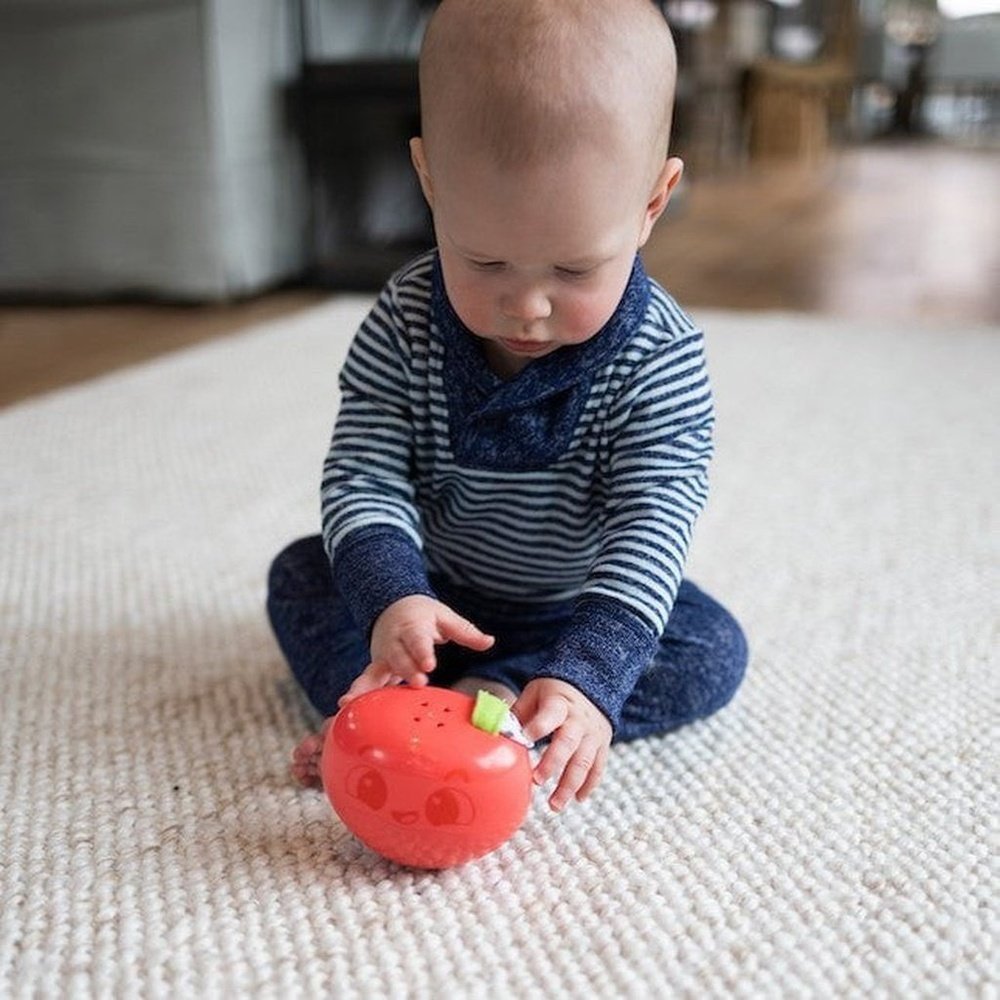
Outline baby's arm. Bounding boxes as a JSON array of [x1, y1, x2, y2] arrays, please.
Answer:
[[321, 272, 450, 665], [340, 594, 494, 705], [516, 330, 715, 806]]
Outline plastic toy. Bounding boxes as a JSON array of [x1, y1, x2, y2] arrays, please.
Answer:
[[323, 686, 534, 869]]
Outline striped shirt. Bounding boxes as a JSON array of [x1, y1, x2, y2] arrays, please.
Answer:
[[321, 250, 714, 726]]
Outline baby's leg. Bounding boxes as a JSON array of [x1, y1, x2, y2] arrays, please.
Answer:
[[616, 581, 748, 743], [267, 535, 369, 715], [267, 535, 370, 788]]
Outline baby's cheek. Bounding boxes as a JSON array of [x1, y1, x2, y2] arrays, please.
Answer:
[[448, 281, 494, 338], [557, 288, 621, 345]]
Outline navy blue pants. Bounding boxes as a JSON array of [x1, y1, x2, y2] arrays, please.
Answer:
[[267, 535, 748, 742]]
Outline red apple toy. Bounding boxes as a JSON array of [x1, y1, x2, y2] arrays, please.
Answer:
[[322, 687, 534, 869]]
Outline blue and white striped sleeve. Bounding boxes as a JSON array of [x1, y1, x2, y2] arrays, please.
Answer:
[[539, 332, 714, 729], [589, 330, 714, 630], [320, 282, 435, 639]]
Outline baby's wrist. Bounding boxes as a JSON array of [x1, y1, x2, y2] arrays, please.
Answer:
[[539, 595, 660, 733], [333, 526, 435, 638]]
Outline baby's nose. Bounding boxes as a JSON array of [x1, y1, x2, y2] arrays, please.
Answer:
[[501, 286, 552, 322]]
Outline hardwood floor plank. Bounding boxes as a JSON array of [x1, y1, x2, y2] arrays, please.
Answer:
[[0, 290, 328, 407]]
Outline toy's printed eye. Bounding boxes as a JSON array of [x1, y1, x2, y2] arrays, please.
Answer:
[[346, 767, 388, 811], [425, 787, 476, 827]]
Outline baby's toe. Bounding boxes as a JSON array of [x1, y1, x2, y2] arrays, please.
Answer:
[[290, 732, 324, 789]]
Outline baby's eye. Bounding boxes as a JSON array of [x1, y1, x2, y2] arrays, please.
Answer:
[[555, 266, 593, 281], [469, 260, 505, 273]]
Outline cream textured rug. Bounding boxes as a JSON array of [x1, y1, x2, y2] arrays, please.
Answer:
[[1, 301, 996, 998]]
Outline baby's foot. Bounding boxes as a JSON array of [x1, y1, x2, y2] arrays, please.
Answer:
[[290, 717, 333, 790]]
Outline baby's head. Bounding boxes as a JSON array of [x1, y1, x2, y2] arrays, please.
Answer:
[[418, 0, 676, 180], [411, 0, 683, 374]]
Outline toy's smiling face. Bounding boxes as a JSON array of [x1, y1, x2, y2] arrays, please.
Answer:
[[345, 760, 478, 828], [323, 688, 533, 869]]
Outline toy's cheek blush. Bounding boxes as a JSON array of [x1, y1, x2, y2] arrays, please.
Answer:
[[322, 687, 534, 869]]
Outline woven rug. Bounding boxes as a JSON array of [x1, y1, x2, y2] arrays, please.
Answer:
[[1, 301, 996, 998]]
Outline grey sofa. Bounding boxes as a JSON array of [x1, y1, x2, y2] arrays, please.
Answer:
[[0, 0, 308, 300]]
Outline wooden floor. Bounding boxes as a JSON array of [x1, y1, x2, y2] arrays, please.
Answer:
[[648, 139, 1000, 323], [2, 140, 997, 409], [0, 288, 331, 409]]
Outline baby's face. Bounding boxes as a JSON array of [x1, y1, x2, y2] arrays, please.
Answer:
[[415, 140, 668, 375]]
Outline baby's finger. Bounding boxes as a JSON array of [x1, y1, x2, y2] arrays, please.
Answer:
[[437, 608, 495, 652], [338, 662, 395, 706], [521, 694, 570, 744], [574, 744, 609, 802], [400, 630, 437, 674], [549, 738, 601, 812], [533, 718, 581, 788]]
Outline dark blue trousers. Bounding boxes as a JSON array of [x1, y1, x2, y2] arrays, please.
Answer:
[[267, 535, 748, 742]]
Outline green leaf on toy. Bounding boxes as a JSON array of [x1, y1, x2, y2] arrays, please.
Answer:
[[471, 690, 508, 734]]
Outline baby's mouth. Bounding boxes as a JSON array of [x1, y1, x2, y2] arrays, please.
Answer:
[[500, 338, 550, 355]]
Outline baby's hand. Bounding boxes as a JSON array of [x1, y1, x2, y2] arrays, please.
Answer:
[[339, 595, 494, 706], [514, 678, 612, 812]]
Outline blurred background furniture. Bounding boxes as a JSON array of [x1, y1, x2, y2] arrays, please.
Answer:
[[0, 0, 309, 300], [922, 12, 1000, 141], [663, 0, 756, 174], [295, 0, 435, 290], [745, 0, 859, 160], [298, 60, 430, 289], [854, 1, 1000, 142]]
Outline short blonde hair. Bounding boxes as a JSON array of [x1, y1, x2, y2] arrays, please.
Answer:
[[419, 0, 677, 177]]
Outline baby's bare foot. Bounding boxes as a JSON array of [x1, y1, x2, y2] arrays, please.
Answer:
[[290, 716, 333, 790]]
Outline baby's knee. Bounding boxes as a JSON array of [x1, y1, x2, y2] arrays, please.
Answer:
[[700, 606, 749, 716], [618, 599, 748, 741], [267, 535, 331, 601]]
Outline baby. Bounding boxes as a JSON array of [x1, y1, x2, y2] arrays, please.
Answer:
[[268, 0, 748, 813]]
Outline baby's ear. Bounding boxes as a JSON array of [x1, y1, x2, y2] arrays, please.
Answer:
[[410, 137, 434, 208], [639, 157, 683, 246]]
